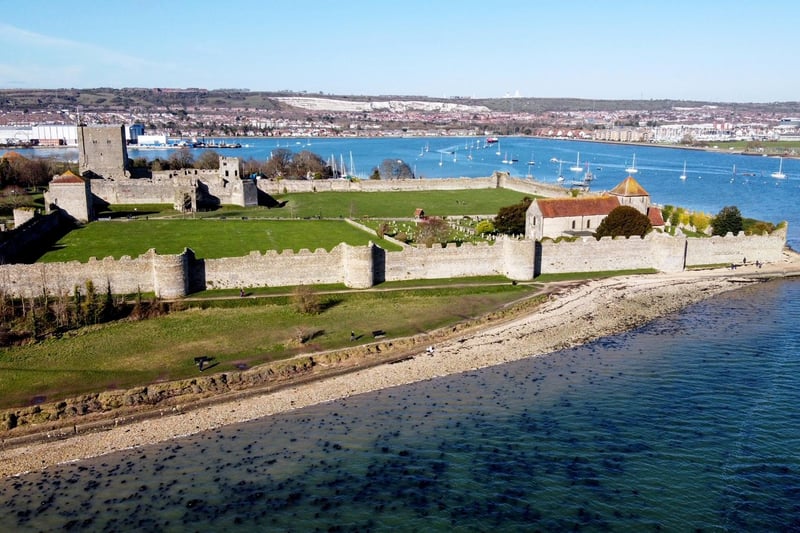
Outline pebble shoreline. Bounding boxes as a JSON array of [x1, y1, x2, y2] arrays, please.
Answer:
[[1, 255, 798, 478]]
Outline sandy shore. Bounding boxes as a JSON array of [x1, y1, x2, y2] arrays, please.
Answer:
[[2, 253, 799, 478]]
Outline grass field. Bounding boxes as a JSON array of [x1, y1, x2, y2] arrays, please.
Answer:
[[178, 189, 533, 220], [0, 284, 535, 409], [39, 189, 531, 262], [38, 219, 403, 262], [710, 140, 800, 153]]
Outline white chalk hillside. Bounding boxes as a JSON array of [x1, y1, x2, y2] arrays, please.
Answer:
[[275, 96, 490, 114]]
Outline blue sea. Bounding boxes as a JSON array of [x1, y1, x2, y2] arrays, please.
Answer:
[[2, 138, 799, 531]]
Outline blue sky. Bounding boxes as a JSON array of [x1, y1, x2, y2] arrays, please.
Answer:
[[1, 0, 796, 103]]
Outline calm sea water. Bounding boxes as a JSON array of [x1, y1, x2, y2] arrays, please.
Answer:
[[5, 137, 799, 249], [1, 280, 798, 531]]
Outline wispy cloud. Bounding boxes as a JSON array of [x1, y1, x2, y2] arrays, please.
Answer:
[[0, 22, 176, 84]]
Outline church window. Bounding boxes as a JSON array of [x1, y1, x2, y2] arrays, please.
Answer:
[[572, 220, 576, 230], [586, 219, 591, 228]]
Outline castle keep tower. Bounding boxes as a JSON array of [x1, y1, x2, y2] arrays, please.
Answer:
[[78, 125, 130, 180]]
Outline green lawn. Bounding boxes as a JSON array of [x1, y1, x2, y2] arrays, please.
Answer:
[[235, 189, 534, 219], [0, 285, 535, 409], [39, 219, 402, 262]]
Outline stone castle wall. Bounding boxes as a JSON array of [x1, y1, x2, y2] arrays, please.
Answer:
[[538, 233, 687, 275], [0, 231, 786, 299], [0, 249, 175, 298], [684, 230, 786, 266], [383, 239, 529, 282], [202, 247, 348, 290], [255, 173, 569, 198], [90, 168, 258, 208]]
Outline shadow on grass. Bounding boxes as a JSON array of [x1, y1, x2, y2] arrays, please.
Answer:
[[321, 297, 344, 311]]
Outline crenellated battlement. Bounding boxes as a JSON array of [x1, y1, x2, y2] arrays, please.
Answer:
[[0, 227, 787, 298]]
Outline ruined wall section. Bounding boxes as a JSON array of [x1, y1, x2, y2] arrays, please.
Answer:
[[90, 167, 257, 208]]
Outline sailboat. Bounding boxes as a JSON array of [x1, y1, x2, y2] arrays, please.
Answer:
[[349, 151, 357, 178], [501, 152, 509, 164], [771, 157, 786, 179], [679, 161, 687, 180], [570, 152, 582, 172], [625, 153, 639, 174], [439, 152, 443, 167], [527, 152, 535, 166], [556, 160, 564, 183]]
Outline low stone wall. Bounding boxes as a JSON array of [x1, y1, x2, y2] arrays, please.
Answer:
[[256, 175, 501, 194], [255, 173, 573, 197]]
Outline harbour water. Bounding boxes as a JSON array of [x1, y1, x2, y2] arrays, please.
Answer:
[[5, 136, 799, 248], [1, 280, 798, 531]]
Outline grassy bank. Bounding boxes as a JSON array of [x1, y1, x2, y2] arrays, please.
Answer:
[[0, 283, 535, 410]]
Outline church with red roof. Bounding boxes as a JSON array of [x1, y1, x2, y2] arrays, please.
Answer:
[[525, 175, 663, 240]]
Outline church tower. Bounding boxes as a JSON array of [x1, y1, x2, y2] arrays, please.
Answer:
[[609, 176, 650, 214]]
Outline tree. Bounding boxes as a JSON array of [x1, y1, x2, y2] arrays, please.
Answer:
[[595, 206, 652, 239], [494, 197, 532, 235], [264, 148, 293, 179], [0, 185, 32, 208], [416, 217, 451, 247], [378, 159, 414, 180], [290, 150, 328, 179], [168, 147, 194, 169], [689, 211, 711, 233], [711, 205, 743, 236], [194, 149, 220, 169], [292, 286, 322, 315], [475, 219, 495, 236]]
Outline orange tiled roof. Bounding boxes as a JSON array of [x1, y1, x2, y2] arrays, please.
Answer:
[[609, 176, 649, 197], [647, 206, 665, 226], [535, 196, 620, 218], [51, 170, 85, 184]]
